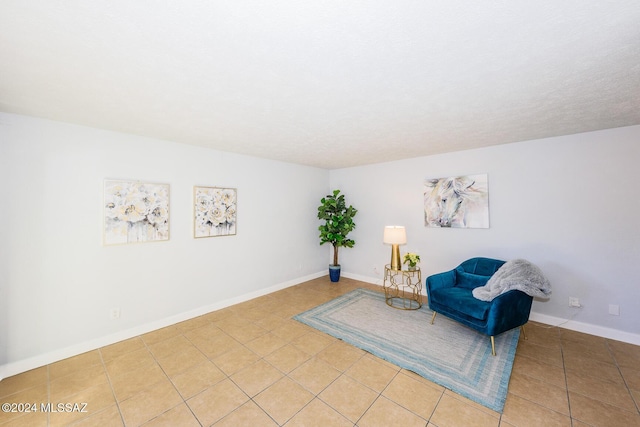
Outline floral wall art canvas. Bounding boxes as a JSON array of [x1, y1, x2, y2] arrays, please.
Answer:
[[194, 186, 237, 237], [104, 180, 170, 245], [424, 174, 489, 228]]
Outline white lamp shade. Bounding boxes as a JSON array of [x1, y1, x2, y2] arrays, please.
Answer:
[[383, 226, 407, 244]]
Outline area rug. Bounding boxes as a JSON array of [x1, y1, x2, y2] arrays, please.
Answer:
[[293, 288, 519, 412]]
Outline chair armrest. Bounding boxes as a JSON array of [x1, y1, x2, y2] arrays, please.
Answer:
[[426, 270, 456, 292], [486, 290, 534, 336]]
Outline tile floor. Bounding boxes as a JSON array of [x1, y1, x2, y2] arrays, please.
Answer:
[[1, 277, 639, 426]]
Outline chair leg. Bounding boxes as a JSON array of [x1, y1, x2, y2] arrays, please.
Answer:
[[490, 336, 496, 356], [430, 312, 437, 325], [521, 325, 528, 340]]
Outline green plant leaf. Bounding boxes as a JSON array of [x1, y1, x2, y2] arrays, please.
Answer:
[[317, 189, 357, 265]]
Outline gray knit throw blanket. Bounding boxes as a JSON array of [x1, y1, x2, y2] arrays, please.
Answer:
[[472, 259, 552, 302]]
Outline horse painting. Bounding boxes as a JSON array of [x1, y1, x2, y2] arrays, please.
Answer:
[[424, 174, 489, 228]]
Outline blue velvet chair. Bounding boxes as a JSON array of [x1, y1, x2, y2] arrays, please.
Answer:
[[426, 257, 533, 355]]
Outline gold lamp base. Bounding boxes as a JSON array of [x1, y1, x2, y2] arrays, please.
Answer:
[[390, 244, 402, 270]]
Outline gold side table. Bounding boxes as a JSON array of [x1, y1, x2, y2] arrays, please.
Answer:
[[383, 265, 422, 310]]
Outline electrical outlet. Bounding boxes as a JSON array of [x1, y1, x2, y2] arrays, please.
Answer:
[[608, 304, 620, 316], [110, 308, 121, 319], [569, 297, 581, 308], [373, 266, 379, 275]]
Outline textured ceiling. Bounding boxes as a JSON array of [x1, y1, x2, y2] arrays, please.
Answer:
[[1, 1, 639, 169]]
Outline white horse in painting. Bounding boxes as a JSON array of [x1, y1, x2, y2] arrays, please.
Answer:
[[424, 176, 488, 228]]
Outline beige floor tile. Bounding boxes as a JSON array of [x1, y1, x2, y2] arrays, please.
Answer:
[[170, 360, 226, 399], [49, 363, 109, 402], [156, 344, 207, 377], [272, 305, 308, 319], [620, 366, 640, 392], [118, 380, 182, 426], [443, 390, 501, 418], [141, 325, 181, 346], [566, 370, 637, 412], [0, 384, 48, 425], [631, 389, 640, 408], [49, 382, 117, 427], [430, 394, 500, 427], [515, 340, 564, 368], [382, 371, 443, 420], [399, 369, 446, 392], [318, 374, 378, 423], [147, 334, 193, 359], [563, 351, 624, 384], [316, 341, 365, 372], [254, 377, 315, 425], [212, 345, 261, 376], [507, 371, 569, 415], [212, 313, 252, 330], [345, 355, 399, 392], [289, 357, 342, 395], [49, 350, 102, 380], [272, 320, 313, 341], [511, 354, 567, 389], [72, 405, 124, 427], [560, 329, 608, 348], [363, 352, 399, 369], [562, 337, 616, 364], [253, 313, 287, 331], [521, 323, 561, 349], [568, 420, 596, 427], [284, 398, 352, 427], [609, 339, 640, 369], [291, 331, 336, 355], [182, 322, 222, 341], [110, 361, 168, 402], [174, 315, 211, 333], [104, 348, 157, 378], [141, 402, 200, 427], [236, 307, 272, 323], [214, 401, 278, 427], [568, 391, 640, 427], [0, 412, 48, 427], [230, 298, 263, 312], [202, 306, 236, 323], [230, 360, 284, 397], [0, 367, 48, 398], [224, 323, 269, 344], [187, 379, 249, 426], [189, 331, 242, 359], [264, 344, 312, 374], [245, 332, 288, 357], [100, 337, 146, 362], [501, 393, 571, 427], [358, 396, 427, 427]]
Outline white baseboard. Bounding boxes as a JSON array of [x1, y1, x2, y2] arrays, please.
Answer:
[[343, 272, 640, 346], [528, 312, 640, 346], [341, 272, 383, 287], [0, 271, 325, 381]]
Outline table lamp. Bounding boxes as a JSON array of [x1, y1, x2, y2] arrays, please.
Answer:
[[383, 226, 406, 270]]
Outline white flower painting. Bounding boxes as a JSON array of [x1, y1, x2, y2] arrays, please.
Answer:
[[104, 180, 170, 245], [194, 186, 237, 237], [424, 174, 489, 228]]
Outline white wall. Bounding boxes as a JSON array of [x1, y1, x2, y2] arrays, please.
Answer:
[[331, 126, 640, 343], [0, 113, 329, 378], [2, 113, 639, 379]]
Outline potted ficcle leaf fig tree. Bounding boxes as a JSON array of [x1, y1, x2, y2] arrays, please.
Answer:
[[317, 189, 357, 282]]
